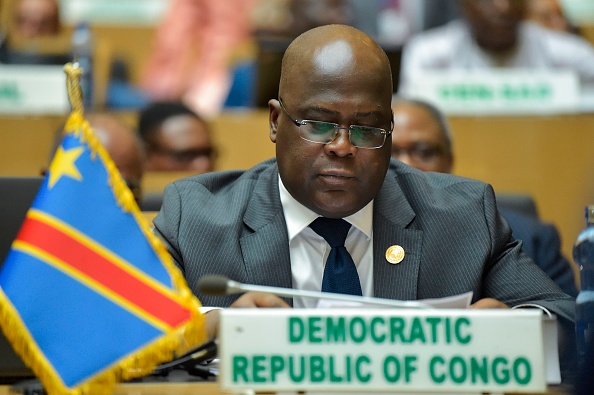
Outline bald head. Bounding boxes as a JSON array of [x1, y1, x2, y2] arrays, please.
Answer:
[[391, 99, 453, 173], [87, 114, 145, 202], [279, 24, 392, 100], [269, 25, 394, 218], [44, 114, 145, 203]]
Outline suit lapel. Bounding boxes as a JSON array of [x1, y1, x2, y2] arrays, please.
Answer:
[[239, 163, 294, 294], [236, 160, 423, 303], [373, 169, 423, 300]]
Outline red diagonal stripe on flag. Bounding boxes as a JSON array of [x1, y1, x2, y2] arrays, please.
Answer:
[[16, 215, 192, 329]]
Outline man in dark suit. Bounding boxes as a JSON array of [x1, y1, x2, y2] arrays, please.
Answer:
[[153, 25, 575, 371], [390, 98, 578, 298]]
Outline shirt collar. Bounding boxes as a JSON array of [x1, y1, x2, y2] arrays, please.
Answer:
[[278, 176, 373, 241]]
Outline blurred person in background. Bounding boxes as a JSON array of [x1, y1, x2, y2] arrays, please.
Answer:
[[4, 0, 149, 108], [391, 98, 578, 298], [398, 0, 594, 94], [0, 0, 69, 64], [391, 99, 453, 174], [140, 0, 257, 118], [286, 0, 354, 38], [11, 0, 59, 38], [251, 0, 355, 107], [525, 0, 576, 33], [87, 114, 145, 205], [44, 113, 145, 205], [138, 101, 215, 174], [252, 0, 354, 39], [421, 0, 461, 31]]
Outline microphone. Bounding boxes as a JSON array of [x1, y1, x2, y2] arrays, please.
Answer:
[[198, 275, 430, 309]]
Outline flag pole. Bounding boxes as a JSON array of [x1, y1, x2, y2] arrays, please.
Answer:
[[63, 63, 85, 115]]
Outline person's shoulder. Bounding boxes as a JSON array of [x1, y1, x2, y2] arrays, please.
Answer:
[[384, 160, 495, 221], [400, 19, 468, 86], [404, 20, 466, 52], [498, 206, 538, 224], [170, 158, 277, 195], [523, 21, 594, 53], [499, 206, 559, 238]]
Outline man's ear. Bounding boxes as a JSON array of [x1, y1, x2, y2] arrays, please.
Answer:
[[268, 99, 280, 143]]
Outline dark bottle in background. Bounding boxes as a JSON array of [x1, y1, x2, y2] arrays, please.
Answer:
[[574, 205, 594, 370], [71, 22, 94, 110]]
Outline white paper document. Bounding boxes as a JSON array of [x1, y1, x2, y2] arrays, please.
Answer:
[[316, 291, 473, 309]]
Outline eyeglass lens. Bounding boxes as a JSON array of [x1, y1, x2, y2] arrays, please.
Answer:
[[300, 121, 386, 148]]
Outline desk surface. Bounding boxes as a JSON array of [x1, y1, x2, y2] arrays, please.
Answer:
[[0, 382, 574, 395], [0, 382, 230, 395]]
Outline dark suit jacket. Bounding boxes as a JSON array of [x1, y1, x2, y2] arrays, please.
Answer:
[[499, 207, 579, 298], [154, 158, 574, 318]]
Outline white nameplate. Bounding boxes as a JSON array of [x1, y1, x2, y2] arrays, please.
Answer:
[[219, 309, 546, 393], [401, 70, 580, 115], [0, 65, 69, 114]]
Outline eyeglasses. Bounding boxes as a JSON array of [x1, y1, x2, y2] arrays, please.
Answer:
[[278, 98, 393, 149], [391, 143, 445, 163]]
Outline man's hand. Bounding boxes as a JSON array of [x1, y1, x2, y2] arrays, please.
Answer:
[[204, 292, 290, 338], [470, 298, 509, 309], [231, 292, 291, 308]]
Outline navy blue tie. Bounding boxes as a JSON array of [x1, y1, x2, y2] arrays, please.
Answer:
[[309, 217, 363, 296]]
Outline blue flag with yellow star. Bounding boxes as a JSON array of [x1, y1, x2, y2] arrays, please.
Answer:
[[0, 102, 206, 394]]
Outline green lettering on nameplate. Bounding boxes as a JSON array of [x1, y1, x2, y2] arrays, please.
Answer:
[[439, 83, 553, 103], [427, 354, 533, 386], [225, 311, 543, 392], [438, 84, 494, 101], [0, 82, 21, 102], [500, 83, 552, 101]]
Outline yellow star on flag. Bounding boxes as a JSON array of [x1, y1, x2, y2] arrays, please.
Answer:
[[47, 145, 84, 189]]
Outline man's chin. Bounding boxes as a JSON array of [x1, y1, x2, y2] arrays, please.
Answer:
[[311, 192, 362, 218]]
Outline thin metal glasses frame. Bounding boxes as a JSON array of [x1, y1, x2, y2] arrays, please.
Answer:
[[278, 98, 393, 149]]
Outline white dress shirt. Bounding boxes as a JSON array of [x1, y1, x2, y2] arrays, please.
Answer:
[[278, 177, 374, 308], [399, 20, 594, 95]]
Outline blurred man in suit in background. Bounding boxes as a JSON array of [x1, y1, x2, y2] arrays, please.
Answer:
[[390, 97, 578, 297], [399, 0, 594, 94]]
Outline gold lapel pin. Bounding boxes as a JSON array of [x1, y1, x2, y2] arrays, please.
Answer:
[[385, 245, 405, 264]]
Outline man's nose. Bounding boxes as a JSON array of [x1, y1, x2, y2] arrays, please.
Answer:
[[325, 128, 356, 157]]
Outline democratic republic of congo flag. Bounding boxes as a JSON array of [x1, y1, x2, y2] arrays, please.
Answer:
[[0, 102, 206, 394]]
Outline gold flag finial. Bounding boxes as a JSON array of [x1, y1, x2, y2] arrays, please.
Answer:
[[63, 62, 84, 114]]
